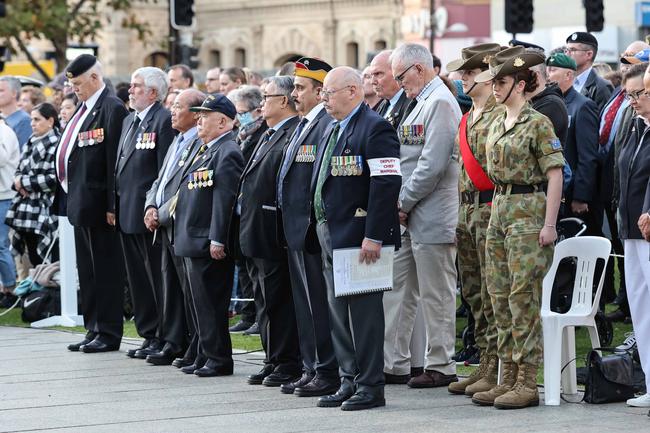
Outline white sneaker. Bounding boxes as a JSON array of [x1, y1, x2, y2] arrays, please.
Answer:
[[627, 393, 650, 407], [616, 332, 636, 352]]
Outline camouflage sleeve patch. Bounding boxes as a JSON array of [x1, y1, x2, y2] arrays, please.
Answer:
[[533, 117, 562, 157]]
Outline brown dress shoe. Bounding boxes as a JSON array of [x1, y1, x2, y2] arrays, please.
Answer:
[[407, 370, 458, 388]]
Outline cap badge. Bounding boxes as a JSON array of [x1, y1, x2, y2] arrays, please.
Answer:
[[482, 55, 490, 64], [571, 33, 578, 41], [66, 71, 73, 78], [513, 57, 525, 67], [304, 60, 310, 65]]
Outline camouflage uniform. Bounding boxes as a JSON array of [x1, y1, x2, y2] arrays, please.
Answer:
[[457, 96, 503, 357], [485, 104, 565, 366]]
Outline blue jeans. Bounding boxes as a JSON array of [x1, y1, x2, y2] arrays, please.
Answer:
[[0, 199, 16, 287]]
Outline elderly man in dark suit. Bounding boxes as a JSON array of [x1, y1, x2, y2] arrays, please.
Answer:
[[565, 32, 613, 111], [236, 76, 302, 387], [546, 53, 601, 233], [313, 66, 401, 411], [143, 88, 205, 366], [275, 57, 339, 397], [370, 50, 412, 129], [55, 55, 129, 353], [115, 67, 174, 359], [174, 94, 244, 377]]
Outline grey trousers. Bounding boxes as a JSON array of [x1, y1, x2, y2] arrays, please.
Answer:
[[316, 222, 385, 390]]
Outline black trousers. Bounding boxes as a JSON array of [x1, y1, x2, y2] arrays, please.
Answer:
[[287, 248, 338, 378], [120, 231, 162, 341], [237, 256, 257, 324], [604, 204, 628, 312], [248, 256, 301, 374], [183, 255, 234, 368], [74, 225, 126, 343], [160, 227, 192, 349]]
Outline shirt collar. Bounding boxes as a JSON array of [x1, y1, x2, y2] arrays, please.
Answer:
[[416, 77, 439, 102], [337, 102, 363, 131], [387, 88, 404, 108], [205, 130, 231, 148], [178, 126, 198, 143], [303, 103, 325, 124], [574, 67, 592, 91], [136, 102, 155, 122], [84, 84, 106, 110]]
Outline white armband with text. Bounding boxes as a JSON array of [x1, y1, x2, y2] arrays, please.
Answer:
[[367, 158, 402, 176]]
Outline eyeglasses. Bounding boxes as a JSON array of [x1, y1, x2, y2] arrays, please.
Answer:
[[394, 64, 416, 83], [262, 94, 285, 102], [563, 47, 591, 54], [320, 86, 352, 99], [626, 88, 648, 102]]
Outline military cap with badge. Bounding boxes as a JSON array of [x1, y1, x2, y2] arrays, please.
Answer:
[[546, 52, 577, 71], [474, 46, 545, 83]]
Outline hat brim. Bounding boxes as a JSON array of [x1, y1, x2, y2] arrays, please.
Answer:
[[621, 56, 643, 64], [189, 106, 215, 112], [474, 67, 500, 83], [476, 53, 544, 82], [446, 53, 491, 73]]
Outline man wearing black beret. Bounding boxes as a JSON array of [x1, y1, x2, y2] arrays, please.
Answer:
[[173, 93, 244, 377], [55, 54, 129, 353], [564, 31, 613, 110]]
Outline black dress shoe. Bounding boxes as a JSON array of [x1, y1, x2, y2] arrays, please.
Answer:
[[80, 339, 120, 353], [134, 341, 163, 359], [280, 372, 314, 394], [146, 344, 183, 366], [126, 339, 152, 358], [247, 364, 274, 385], [385, 372, 410, 384], [605, 308, 629, 322], [172, 357, 195, 368], [340, 391, 386, 411], [262, 371, 301, 387], [295, 376, 340, 397], [67, 335, 96, 352], [181, 355, 207, 374], [317, 381, 355, 407], [194, 359, 234, 377]]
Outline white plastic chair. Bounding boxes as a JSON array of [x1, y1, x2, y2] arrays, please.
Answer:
[[541, 236, 611, 406]]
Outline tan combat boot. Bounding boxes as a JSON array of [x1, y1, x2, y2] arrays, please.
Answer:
[[464, 354, 498, 396], [471, 361, 517, 406], [493, 363, 539, 409], [448, 351, 488, 395]]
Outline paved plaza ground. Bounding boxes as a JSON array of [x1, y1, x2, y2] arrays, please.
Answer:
[[0, 326, 648, 433]]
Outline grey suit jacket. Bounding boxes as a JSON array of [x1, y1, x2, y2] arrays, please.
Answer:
[[398, 76, 461, 244]]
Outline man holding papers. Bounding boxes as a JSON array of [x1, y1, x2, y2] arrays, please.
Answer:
[[311, 66, 401, 411]]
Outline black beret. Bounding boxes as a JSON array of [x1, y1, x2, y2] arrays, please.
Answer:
[[65, 54, 98, 79], [509, 39, 545, 52], [566, 32, 598, 48], [189, 93, 237, 119]]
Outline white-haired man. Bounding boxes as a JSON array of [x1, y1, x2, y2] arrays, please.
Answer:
[[115, 67, 175, 359], [390, 43, 462, 388]]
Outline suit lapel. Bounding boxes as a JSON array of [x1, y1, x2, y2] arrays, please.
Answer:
[[118, 102, 161, 174], [70, 87, 108, 155], [311, 121, 335, 189], [245, 117, 296, 174]]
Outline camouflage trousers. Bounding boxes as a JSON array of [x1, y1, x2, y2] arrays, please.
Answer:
[[457, 201, 497, 355], [485, 192, 553, 365]]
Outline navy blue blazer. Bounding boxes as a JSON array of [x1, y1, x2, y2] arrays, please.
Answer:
[[278, 108, 332, 252], [310, 103, 401, 250], [563, 87, 600, 203], [115, 101, 174, 234], [174, 131, 244, 258]]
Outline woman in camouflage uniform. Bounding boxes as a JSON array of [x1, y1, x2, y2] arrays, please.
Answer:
[[471, 47, 565, 409]]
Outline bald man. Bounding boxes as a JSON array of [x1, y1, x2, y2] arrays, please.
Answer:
[[370, 51, 411, 128], [311, 67, 401, 410]]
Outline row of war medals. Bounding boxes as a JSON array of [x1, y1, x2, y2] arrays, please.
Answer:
[[136, 133, 157, 149], [188, 170, 214, 190], [331, 156, 363, 176]]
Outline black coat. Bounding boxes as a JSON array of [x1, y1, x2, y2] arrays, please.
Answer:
[[310, 103, 401, 250], [563, 87, 600, 203], [581, 69, 614, 112], [277, 108, 332, 252], [376, 91, 412, 129], [55, 87, 128, 227], [618, 118, 650, 240], [237, 116, 299, 260], [115, 102, 174, 234], [174, 131, 244, 257]]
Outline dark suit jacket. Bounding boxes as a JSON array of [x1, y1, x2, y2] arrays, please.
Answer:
[[375, 91, 411, 129], [310, 103, 401, 250], [277, 107, 332, 252], [237, 115, 299, 260], [115, 101, 174, 234], [618, 118, 650, 240], [56, 87, 128, 227], [174, 131, 244, 257], [581, 69, 614, 112], [563, 87, 599, 203], [238, 120, 269, 164], [144, 130, 202, 227]]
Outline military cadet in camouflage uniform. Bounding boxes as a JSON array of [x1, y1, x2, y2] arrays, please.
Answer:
[[445, 43, 504, 397], [471, 47, 565, 409]]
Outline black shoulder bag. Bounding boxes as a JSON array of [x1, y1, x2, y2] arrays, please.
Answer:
[[584, 347, 636, 404]]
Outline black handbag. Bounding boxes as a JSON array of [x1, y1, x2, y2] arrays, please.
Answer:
[[584, 347, 636, 404]]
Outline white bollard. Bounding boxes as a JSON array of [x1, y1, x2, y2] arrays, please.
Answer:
[[31, 216, 83, 328]]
